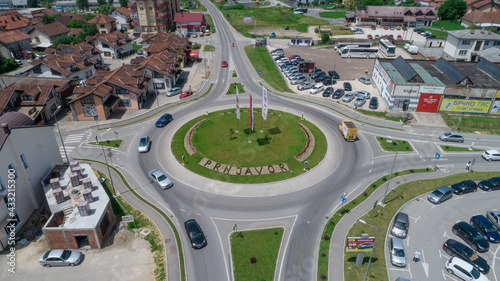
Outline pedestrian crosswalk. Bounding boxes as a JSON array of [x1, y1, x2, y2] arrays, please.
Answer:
[[58, 133, 88, 160], [64, 133, 84, 143]]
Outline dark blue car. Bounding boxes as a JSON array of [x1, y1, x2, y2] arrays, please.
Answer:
[[155, 113, 173, 128], [471, 215, 500, 243]]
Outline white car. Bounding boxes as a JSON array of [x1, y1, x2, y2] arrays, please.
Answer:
[[166, 87, 182, 97], [482, 150, 500, 161], [358, 77, 372, 84], [445, 257, 490, 281], [148, 169, 173, 190], [310, 84, 324, 95], [138, 136, 151, 153]]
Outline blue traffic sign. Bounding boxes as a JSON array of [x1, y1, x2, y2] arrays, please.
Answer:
[[304, 161, 308, 166], [435, 152, 440, 160], [258, 70, 262, 75], [341, 196, 347, 203], [94, 115, 98, 121]]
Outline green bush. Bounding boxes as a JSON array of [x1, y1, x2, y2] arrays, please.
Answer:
[[321, 33, 330, 44]]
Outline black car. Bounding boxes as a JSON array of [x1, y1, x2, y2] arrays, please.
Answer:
[[442, 239, 490, 274], [478, 177, 500, 191], [292, 58, 305, 65], [328, 70, 340, 79], [322, 87, 333, 97], [451, 180, 478, 195], [470, 215, 500, 243], [184, 219, 207, 249], [343, 82, 352, 91], [369, 97, 378, 109], [414, 28, 423, 33], [323, 77, 336, 85], [452, 221, 489, 252], [371, 25, 376, 30], [311, 71, 325, 79], [332, 89, 345, 99], [315, 75, 328, 82], [155, 113, 173, 127], [314, 68, 322, 73]]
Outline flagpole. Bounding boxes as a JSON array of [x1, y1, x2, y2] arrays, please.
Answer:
[[260, 115, 263, 132]]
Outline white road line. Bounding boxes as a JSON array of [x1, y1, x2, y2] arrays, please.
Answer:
[[388, 267, 411, 272]]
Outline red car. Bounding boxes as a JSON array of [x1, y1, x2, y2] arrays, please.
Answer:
[[384, 26, 389, 30], [180, 90, 193, 99], [367, 34, 373, 39], [95, 65, 110, 71], [397, 35, 402, 39], [288, 55, 300, 60], [221, 60, 228, 67]]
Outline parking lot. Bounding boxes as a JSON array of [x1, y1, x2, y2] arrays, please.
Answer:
[[386, 184, 500, 281]]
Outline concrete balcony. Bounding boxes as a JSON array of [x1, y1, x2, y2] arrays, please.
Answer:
[[128, 1, 137, 7]]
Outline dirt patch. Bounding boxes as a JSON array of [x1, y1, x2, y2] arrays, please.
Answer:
[[250, 26, 320, 40]]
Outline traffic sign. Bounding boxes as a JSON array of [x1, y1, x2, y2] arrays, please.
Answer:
[[342, 191, 347, 197], [258, 70, 262, 75], [435, 152, 440, 159], [341, 196, 347, 203], [94, 115, 98, 121], [304, 161, 308, 166]]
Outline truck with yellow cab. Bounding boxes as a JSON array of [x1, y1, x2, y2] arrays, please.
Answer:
[[339, 120, 358, 141]]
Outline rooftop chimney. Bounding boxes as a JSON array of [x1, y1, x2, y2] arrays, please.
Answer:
[[2, 123, 10, 135]]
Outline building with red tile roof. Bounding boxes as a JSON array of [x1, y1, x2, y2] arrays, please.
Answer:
[[462, 9, 500, 30], [87, 14, 117, 34], [110, 7, 131, 31], [0, 29, 32, 59], [127, 51, 181, 92], [44, 41, 103, 64], [354, 6, 437, 27], [86, 31, 133, 59], [28, 21, 70, 47], [174, 12, 206, 36], [26, 51, 97, 80], [0, 12, 37, 33], [468, 0, 500, 12], [141, 32, 191, 67]]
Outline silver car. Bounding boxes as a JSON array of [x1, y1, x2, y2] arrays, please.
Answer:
[[166, 87, 182, 97], [487, 210, 500, 230], [391, 212, 409, 239], [297, 81, 315, 91], [39, 249, 83, 267], [342, 92, 355, 102], [439, 132, 464, 143], [428, 185, 453, 204], [138, 136, 151, 153], [291, 75, 306, 85], [148, 169, 173, 190], [354, 90, 371, 99], [285, 69, 299, 78], [309, 84, 324, 94], [353, 96, 366, 107], [389, 237, 407, 267], [358, 77, 372, 84]]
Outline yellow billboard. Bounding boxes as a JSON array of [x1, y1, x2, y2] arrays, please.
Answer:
[[439, 98, 492, 114]]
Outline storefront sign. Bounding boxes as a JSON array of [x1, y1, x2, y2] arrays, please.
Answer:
[[393, 85, 420, 97], [416, 93, 441, 113], [419, 86, 445, 94], [439, 98, 492, 114]]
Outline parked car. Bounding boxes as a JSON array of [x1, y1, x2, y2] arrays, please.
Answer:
[[332, 89, 345, 99], [451, 180, 478, 195], [375, 34, 380, 39], [369, 97, 378, 109], [136, 56, 145, 59], [367, 34, 373, 39], [39, 250, 83, 267], [315, 75, 328, 82], [155, 113, 173, 127], [14, 71, 27, 76], [274, 55, 285, 61], [414, 28, 423, 33], [470, 215, 500, 243], [391, 212, 409, 239], [342, 92, 355, 102], [354, 96, 366, 107], [322, 87, 333, 97], [136, 49, 144, 55], [439, 132, 464, 142], [311, 71, 326, 79], [428, 185, 453, 204], [309, 84, 324, 95], [288, 55, 300, 60], [390, 25, 395, 30], [396, 26, 402, 30], [297, 81, 315, 91], [166, 87, 182, 97], [221, 60, 228, 67], [148, 169, 173, 189], [292, 57, 305, 65], [138, 136, 151, 153], [95, 65, 110, 71], [271, 49, 284, 56], [384, 26, 389, 30], [389, 237, 407, 267], [286, 68, 299, 78], [443, 239, 490, 274], [452, 221, 489, 253], [354, 90, 370, 99], [487, 210, 500, 230], [343, 82, 352, 91], [445, 257, 489, 281], [314, 68, 322, 73], [184, 219, 207, 249], [328, 70, 340, 79], [371, 25, 376, 30], [180, 90, 193, 98], [397, 35, 402, 39], [291, 75, 306, 85], [323, 77, 335, 85], [482, 149, 500, 161], [358, 77, 372, 84]]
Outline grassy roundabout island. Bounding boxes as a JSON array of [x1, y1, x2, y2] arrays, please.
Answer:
[[171, 109, 327, 184]]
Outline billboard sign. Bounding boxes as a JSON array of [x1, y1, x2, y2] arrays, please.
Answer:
[[345, 237, 376, 253], [416, 93, 441, 113], [298, 61, 315, 74], [419, 86, 445, 94], [243, 17, 253, 24], [393, 85, 420, 97], [439, 98, 492, 114]]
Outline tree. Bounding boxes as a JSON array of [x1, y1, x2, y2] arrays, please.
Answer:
[[437, 0, 467, 21], [69, 19, 85, 28], [76, 0, 89, 10], [120, 0, 128, 7], [41, 0, 52, 8], [321, 33, 330, 44], [96, 4, 115, 14], [361, 0, 395, 5], [27, 0, 39, 8], [97, 0, 106, 6], [42, 14, 60, 24], [108, 0, 113, 5]]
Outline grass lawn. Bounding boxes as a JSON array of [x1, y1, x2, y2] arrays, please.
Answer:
[[204, 14, 216, 33], [88, 140, 122, 147], [204, 45, 215, 51], [376, 137, 413, 152], [357, 110, 402, 122], [231, 228, 283, 281], [171, 109, 327, 183], [420, 28, 448, 39], [226, 83, 245, 95], [318, 11, 348, 18], [344, 171, 500, 281], [440, 145, 484, 152], [132, 44, 142, 51], [216, 5, 329, 37], [431, 20, 465, 30], [441, 113, 500, 135], [245, 45, 291, 93], [317, 168, 433, 280], [179, 0, 207, 11]]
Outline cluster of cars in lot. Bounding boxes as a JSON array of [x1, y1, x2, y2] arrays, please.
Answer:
[[414, 28, 437, 39]]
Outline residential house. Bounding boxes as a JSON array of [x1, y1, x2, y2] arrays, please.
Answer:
[[68, 65, 151, 121], [128, 51, 181, 92], [462, 10, 500, 31], [128, 0, 180, 33], [44, 41, 103, 65], [142, 31, 190, 67], [0, 112, 63, 251], [0, 0, 13, 10], [466, 0, 500, 12], [109, 7, 131, 31], [0, 29, 32, 59], [354, 6, 437, 27], [0, 11, 37, 33], [26, 52, 97, 80], [443, 29, 500, 61], [28, 21, 70, 49], [87, 31, 133, 59], [174, 12, 206, 36], [87, 14, 117, 34]]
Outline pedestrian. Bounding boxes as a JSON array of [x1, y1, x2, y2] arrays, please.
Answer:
[[466, 161, 471, 171], [365, 68, 368, 75], [413, 250, 421, 262], [441, 27, 443, 31]]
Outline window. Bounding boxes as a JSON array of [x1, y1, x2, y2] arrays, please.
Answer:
[[462, 40, 471, 45], [154, 83, 165, 89], [50, 69, 61, 76], [148, 6, 152, 10], [484, 41, 489, 46], [7, 163, 17, 179], [139, 7, 144, 10], [22, 95, 33, 101], [35, 37, 40, 43], [47, 91, 54, 100], [86, 70, 93, 78], [33, 66, 42, 74], [102, 43, 109, 48], [20, 154, 28, 169], [459, 50, 467, 55], [81, 96, 95, 105], [141, 20, 146, 23], [149, 13, 154, 17], [116, 87, 128, 94], [150, 19, 155, 23], [118, 99, 131, 107], [100, 24, 105, 28], [494, 41, 500, 46], [0, 175, 5, 193]]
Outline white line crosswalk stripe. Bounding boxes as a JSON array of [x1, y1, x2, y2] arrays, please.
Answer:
[[64, 133, 85, 143], [59, 146, 75, 159]]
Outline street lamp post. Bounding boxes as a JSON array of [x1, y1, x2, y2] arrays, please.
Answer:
[[54, 106, 69, 163], [359, 219, 378, 281], [382, 136, 400, 205]]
